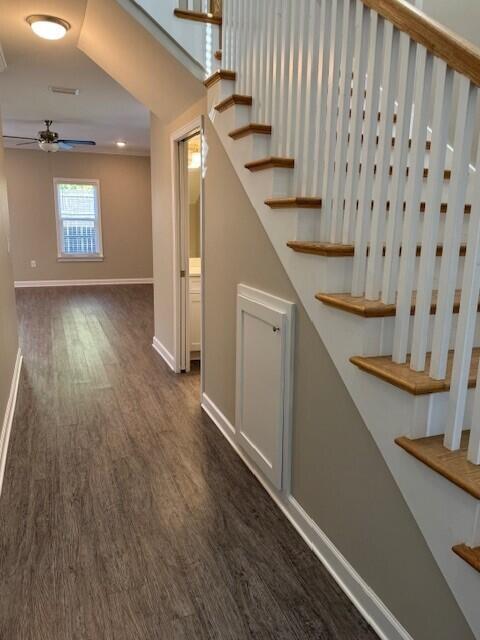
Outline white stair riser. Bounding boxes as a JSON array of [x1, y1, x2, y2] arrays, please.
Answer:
[[207, 79, 236, 112]]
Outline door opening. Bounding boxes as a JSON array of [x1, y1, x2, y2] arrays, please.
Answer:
[[172, 121, 204, 377]]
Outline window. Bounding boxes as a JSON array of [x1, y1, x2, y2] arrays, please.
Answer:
[[54, 179, 103, 260]]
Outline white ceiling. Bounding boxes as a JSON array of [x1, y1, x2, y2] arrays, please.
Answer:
[[0, 0, 150, 155]]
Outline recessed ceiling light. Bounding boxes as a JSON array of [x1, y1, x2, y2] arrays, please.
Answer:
[[26, 15, 70, 41], [116, 141, 126, 148]]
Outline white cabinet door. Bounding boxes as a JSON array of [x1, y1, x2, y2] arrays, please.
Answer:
[[236, 285, 295, 490]]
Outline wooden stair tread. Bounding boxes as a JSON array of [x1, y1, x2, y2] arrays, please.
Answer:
[[396, 433, 480, 500], [286, 241, 467, 258], [286, 241, 355, 257], [204, 69, 236, 88], [215, 94, 252, 112], [350, 349, 480, 396], [173, 9, 222, 25], [453, 544, 480, 572], [317, 289, 467, 318], [265, 197, 322, 209], [229, 123, 272, 139], [245, 157, 294, 171]]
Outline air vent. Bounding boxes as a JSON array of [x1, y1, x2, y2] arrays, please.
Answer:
[[49, 86, 80, 96]]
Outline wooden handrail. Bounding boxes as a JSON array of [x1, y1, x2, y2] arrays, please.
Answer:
[[362, 0, 480, 87]]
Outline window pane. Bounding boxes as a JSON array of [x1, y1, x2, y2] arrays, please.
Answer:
[[56, 181, 101, 256], [63, 219, 97, 255], [58, 183, 96, 219]]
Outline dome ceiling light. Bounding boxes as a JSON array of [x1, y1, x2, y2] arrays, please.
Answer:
[[26, 15, 71, 41]]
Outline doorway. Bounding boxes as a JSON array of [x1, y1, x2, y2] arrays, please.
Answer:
[[171, 119, 204, 377]]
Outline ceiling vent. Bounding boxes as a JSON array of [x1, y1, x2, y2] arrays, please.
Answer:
[[49, 86, 80, 96]]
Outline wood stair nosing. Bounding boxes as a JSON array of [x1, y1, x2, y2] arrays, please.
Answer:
[[286, 241, 467, 258], [204, 69, 236, 88], [350, 348, 480, 396], [452, 544, 480, 573], [215, 94, 253, 112], [286, 241, 355, 257], [317, 289, 468, 319], [173, 8, 222, 25], [244, 156, 295, 172], [228, 123, 272, 139], [265, 197, 322, 209], [395, 433, 480, 501]]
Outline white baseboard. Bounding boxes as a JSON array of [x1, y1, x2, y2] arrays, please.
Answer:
[[152, 336, 176, 372], [0, 349, 23, 497], [14, 278, 153, 288], [201, 392, 413, 640]]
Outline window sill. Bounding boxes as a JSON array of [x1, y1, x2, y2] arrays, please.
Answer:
[[57, 256, 104, 263]]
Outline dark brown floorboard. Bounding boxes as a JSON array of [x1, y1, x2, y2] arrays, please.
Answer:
[[0, 285, 378, 639]]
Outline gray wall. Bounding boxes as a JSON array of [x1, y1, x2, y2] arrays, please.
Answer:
[[422, 0, 480, 46], [5, 150, 152, 283], [203, 119, 474, 640], [0, 115, 19, 427]]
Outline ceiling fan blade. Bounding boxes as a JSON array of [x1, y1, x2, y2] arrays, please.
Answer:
[[3, 135, 39, 141], [58, 139, 96, 146], [58, 142, 73, 150], [16, 141, 38, 146]]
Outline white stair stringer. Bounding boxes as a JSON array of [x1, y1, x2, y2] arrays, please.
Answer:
[[208, 92, 480, 638]]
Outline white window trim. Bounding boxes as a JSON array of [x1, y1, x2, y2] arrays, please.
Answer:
[[53, 177, 104, 261]]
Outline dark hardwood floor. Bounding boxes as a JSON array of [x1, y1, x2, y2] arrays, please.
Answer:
[[0, 285, 378, 639]]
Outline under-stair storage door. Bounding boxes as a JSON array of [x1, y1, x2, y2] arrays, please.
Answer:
[[235, 285, 295, 490]]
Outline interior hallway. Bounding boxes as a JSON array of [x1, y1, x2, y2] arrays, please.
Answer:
[[0, 285, 378, 639]]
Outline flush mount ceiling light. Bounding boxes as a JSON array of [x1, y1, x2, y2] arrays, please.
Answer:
[[26, 15, 70, 40], [116, 141, 126, 148]]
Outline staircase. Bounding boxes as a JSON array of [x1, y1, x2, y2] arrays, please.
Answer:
[[174, 0, 480, 634]]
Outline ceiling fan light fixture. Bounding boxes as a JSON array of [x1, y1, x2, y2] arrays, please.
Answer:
[[116, 141, 126, 148], [39, 141, 60, 153], [26, 15, 70, 41]]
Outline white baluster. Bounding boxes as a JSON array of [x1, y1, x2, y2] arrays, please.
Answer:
[[365, 23, 400, 298], [222, 0, 228, 67], [262, 0, 273, 125], [245, 0, 254, 99], [342, 1, 370, 244], [351, 11, 385, 296], [392, 46, 434, 363], [292, 0, 311, 193], [299, 0, 322, 197], [238, 1, 246, 94], [446, 139, 480, 454], [381, 34, 416, 304], [284, 0, 300, 157], [270, 1, 283, 155], [277, 0, 290, 157], [311, 0, 332, 198], [251, 0, 261, 122], [410, 61, 454, 371], [430, 78, 478, 379], [318, 0, 345, 240], [330, 0, 357, 243]]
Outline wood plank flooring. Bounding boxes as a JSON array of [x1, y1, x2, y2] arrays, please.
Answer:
[[0, 285, 378, 639]]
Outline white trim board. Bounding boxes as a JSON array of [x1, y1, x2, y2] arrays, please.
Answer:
[[152, 336, 176, 372], [201, 392, 413, 640], [14, 278, 153, 288], [0, 349, 22, 497]]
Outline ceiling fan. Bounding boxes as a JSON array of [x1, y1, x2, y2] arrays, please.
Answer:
[[3, 120, 96, 153]]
